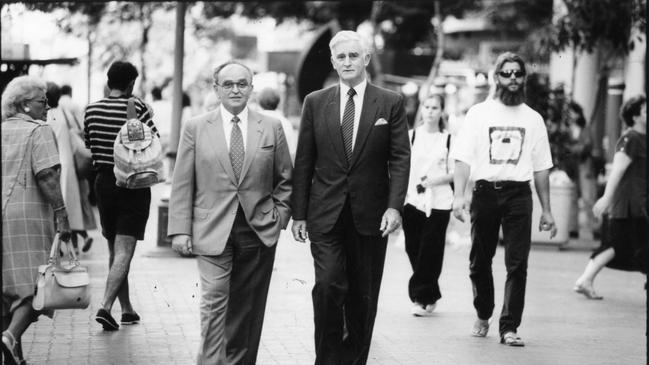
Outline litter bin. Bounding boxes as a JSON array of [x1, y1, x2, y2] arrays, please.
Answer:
[[530, 170, 574, 246], [157, 198, 171, 247]]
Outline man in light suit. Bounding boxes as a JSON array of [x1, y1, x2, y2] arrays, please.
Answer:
[[168, 61, 292, 365], [292, 30, 410, 365]]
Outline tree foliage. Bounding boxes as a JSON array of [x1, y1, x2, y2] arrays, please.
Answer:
[[550, 0, 646, 54], [199, 1, 479, 50]]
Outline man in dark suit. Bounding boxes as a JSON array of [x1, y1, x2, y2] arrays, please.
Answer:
[[168, 61, 292, 364], [292, 30, 410, 365]]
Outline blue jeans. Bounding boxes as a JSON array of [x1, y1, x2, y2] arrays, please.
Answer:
[[469, 180, 532, 336]]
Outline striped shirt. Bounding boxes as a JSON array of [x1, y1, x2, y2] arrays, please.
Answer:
[[84, 96, 159, 168]]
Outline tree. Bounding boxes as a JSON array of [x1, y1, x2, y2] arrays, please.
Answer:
[[26, 2, 173, 98], [545, 0, 646, 160]]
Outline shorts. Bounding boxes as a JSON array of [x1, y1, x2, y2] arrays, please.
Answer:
[[94, 169, 151, 241]]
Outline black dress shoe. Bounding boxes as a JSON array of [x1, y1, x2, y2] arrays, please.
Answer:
[[95, 309, 119, 331], [121, 312, 140, 325]]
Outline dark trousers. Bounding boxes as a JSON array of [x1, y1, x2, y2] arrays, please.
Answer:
[[402, 204, 451, 305], [309, 200, 388, 365], [196, 206, 276, 365], [469, 181, 532, 336]]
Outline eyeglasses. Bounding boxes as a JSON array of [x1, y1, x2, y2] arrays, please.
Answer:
[[498, 70, 525, 79], [29, 98, 48, 105], [216, 81, 250, 91]]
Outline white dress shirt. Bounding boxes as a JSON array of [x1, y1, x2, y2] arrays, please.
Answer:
[[221, 105, 249, 151], [339, 79, 367, 150]]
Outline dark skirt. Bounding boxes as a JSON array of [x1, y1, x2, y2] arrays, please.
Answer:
[[591, 215, 648, 273]]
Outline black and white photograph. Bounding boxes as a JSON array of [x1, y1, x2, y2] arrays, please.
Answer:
[[1, 1, 646, 364]]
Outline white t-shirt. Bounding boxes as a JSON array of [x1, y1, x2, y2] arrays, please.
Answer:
[[449, 99, 553, 181], [405, 127, 454, 214]]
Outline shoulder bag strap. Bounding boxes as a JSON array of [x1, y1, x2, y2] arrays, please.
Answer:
[[127, 98, 137, 120], [2, 125, 40, 213], [445, 133, 451, 174], [411, 129, 416, 144]]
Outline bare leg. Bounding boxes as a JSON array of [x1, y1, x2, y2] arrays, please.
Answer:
[[576, 247, 615, 288], [101, 234, 136, 313], [3, 301, 36, 361]]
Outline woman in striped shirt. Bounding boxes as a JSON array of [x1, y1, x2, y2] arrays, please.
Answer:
[[84, 61, 159, 331]]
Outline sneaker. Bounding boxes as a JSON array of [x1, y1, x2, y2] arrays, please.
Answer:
[[411, 302, 435, 317], [95, 309, 119, 331], [121, 312, 140, 325], [471, 318, 490, 337]]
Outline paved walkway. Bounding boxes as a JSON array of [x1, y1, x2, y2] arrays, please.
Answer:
[[21, 184, 647, 364]]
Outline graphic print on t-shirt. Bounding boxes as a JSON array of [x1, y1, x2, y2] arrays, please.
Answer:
[[488, 126, 525, 165]]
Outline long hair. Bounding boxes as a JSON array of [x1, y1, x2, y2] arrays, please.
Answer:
[[416, 93, 447, 132]]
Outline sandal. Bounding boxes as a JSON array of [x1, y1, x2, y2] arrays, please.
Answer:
[[500, 331, 525, 347], [2, 331, 19, 365], [471, 318, 490, 337]]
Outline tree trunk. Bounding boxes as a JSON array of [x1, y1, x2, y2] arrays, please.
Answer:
[[86, 27, 93, 104], [415, 0, 444, 123], [369, 1, 384, 86], [139, 3, 151, 97]]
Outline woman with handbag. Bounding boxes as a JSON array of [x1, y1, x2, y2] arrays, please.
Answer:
[[45, 82, 96, 256], [402, 93, 454, 316], [2, 76, 72, 365]]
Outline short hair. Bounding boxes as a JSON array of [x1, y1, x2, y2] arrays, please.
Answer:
[[329, 30, 371, 56], [151, 86, 162, 100], [620, 94, 646, 127], [46, 82, 61, 108], [493, 52, 527, 77], [1, 76, 47, 120], [60, 84, 72, 96], [257, 87, 280, 110], [212, 61, 253, 85], [106, 61, 139, 91], [568, 101, 586, 128]]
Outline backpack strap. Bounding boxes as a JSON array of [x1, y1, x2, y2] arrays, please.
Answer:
[[410, 129, 416, 144], [127, 98, 137, 120]]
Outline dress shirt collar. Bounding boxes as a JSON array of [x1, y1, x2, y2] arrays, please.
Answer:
[[340, 79, 367, 100], [220, 105, 249, 126]]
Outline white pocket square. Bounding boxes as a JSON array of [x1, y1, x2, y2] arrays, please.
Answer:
[[374, 118, 388, 126]]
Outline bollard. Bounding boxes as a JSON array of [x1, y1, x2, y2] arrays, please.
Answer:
[[604, 78, 625, 162]]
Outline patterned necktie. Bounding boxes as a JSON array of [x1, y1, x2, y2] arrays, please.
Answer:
[[229, 116, 244, 181], [341, 88, 356, 162]]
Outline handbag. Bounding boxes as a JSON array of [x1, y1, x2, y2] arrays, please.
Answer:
[[61, 109, 93, 179], [32, 234, 91, 311]]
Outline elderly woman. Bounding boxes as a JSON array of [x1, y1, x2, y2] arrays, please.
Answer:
[[2, 76, 72, 364]]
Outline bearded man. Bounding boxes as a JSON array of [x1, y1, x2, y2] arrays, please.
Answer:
[[450, 52, 557, 347]]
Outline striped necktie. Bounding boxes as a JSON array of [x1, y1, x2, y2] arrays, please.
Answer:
[[341, 88, 356, 162]]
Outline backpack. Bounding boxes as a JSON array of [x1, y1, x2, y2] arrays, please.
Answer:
[[113, 98, 165, 189]]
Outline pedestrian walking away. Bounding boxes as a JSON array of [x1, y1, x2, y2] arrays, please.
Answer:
[[2, 75, 73, 365], [574, 94, 647, 299], [450, 52, 557, 347], [403, 93, 454, 317], [168, 61, 292, 365], [84, 61, 159, 331], [291, 30, 410, 365]]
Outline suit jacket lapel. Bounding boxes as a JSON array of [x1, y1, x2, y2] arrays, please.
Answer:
[[240, 110, 263, 180], [325, 86, 349, 167], [206, 112, 238, 185], [350, 83, 378, 168]]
